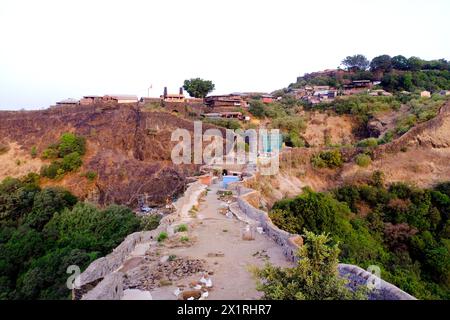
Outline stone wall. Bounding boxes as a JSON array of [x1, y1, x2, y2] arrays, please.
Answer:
[[231, 172, 417, 300], [236, 187, 299, 261], [76, 181, 206, 300], [339, 264, 417, 300], [82, 273, 124, 300]]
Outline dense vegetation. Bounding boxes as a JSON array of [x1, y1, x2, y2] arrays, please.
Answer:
[[253, 230, 367, 300], [40, 133, 86, 179], [292, 54, 450, 93], [270, 175, 450, 299], [248, 98, 307, 147], [311, 149, 343, 168], [0, 174, 147, 299], [313, 94, 449, 140]]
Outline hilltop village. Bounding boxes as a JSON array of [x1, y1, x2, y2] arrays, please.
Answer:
[[1, 54, 450, 301]]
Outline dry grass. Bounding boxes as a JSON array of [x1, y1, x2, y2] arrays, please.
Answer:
[[0, 142, 44, 180]]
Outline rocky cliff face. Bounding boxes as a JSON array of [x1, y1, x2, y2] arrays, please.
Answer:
[[0, 104, 211, 207]]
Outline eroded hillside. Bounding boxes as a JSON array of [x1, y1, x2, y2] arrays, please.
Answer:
[[0, 104, 213, 207], [247, 101, 450, 208]]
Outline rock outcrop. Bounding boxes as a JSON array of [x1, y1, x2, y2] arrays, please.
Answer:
[[0, 104, 217, 206]]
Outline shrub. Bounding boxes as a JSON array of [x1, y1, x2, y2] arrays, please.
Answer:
[[40, 161, 63, 179], [140, 215, 161, 231], [30, 146, 37, 158], [42, 147, 59, 159], [157, 232, 168, 242], [311, 149, 343, 168], [378, 130, 394, 145], [357, 138, 378, 148], [58, 133, 86, 157], [180, 236, 189, 242], [40, 134, 86, 179], [83, 171, 97, 181], [252, 230, 368, 300], [371, 170, 385, 188], [61, 152, 82, 172], [355, 154, 371, 167], [175, 224, 188, 233]]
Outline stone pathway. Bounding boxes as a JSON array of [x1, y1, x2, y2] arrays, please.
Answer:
[[146, 182, 292, 300]]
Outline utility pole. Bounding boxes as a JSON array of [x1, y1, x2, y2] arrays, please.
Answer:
[[147, 84, 153, 97]]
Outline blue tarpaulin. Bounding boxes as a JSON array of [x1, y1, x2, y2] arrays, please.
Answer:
[[222, 175, 240, 189], [261, 132, 282, 153]]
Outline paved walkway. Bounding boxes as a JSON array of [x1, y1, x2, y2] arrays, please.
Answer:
[[149, 181, 293, 300]]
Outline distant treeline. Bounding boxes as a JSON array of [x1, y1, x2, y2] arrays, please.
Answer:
[[291, 54, 450, 93]]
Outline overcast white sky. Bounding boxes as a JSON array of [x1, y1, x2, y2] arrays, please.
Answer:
[[0, 0, 449, 110]]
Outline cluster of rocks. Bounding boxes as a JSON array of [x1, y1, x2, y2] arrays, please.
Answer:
[[124, 257, 207, 291]]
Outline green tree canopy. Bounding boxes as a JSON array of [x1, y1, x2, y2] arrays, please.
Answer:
[[392, 55, 410, 70], [253, 230, 367, 300], [370, 55, 392, 72], [182, 78, 215, 98], [341, 54, 370, 71]]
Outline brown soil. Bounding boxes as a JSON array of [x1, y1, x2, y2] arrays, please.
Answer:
[[0, 104, 220, 207]]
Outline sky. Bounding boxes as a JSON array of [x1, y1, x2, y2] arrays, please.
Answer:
[[0, 0, 449, 110]]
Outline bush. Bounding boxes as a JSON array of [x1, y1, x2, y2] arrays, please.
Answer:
[[140, 215, 161, 231], [357, 138, 378, 148], [61, 152, 82, 172], [180, 236, 189, 242], [311, 149, 343, 168], [83, 171, 97, 181], [157, 232, 168, 242], [42, 147, 59, 159], [355, 154, 371, 167], [378, 131, 394, 145], [40, 133, 86, 179], [30, 146, 37, 158], [58, 133, 86, 157], [253, 231, 367, 300], [40, 161, 63, 179], [175, 224, 188, 233]]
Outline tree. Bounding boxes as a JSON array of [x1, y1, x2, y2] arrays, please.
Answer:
[[253, 230, 367, 300], [408, 57, 424, 71], [248, 100, 265, 118], [370, 55, 392, 72], [341, 54, 370, 71], [182, 78, 215, 98], [392, 55, 410, 70]]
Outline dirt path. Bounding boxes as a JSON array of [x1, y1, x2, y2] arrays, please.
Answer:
[[125, 181, 292, 300]]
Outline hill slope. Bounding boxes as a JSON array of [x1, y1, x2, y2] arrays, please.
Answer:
[[0, 104, 206, 207]]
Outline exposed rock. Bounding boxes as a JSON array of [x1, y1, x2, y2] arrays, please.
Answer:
[[0, 104, 223, 207]]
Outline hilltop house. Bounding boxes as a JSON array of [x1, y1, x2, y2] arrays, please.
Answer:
[[420, 91, 431, 98], [161, 87, 186, 103], [80, 95, 103, 105], [205, 94, 248, 109], [261, 94, 274, 103], [343, 80, 373, 95], [79, 94, 138, 105], [105, 95, 139, 104]]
